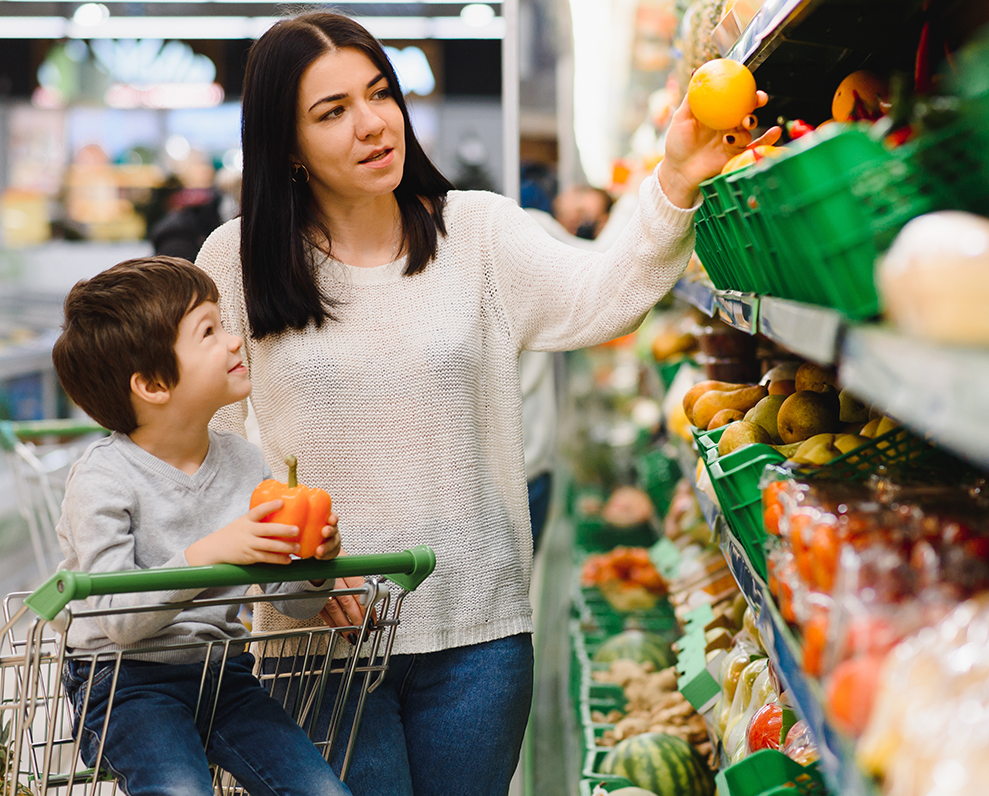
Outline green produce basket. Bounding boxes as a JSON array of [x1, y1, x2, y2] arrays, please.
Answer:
[[895, 97, 989, 217], [578, 776, 636, 795], [574, 516, 658, 553], [694, 125, 962, 319], [635, 445, 682, 520], [715, 749, 828, 796], [692, 425, 785, 580]]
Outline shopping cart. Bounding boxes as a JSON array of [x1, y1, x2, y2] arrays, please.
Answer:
[[0, 547, 435, 795], [0, 419, 108, 580]]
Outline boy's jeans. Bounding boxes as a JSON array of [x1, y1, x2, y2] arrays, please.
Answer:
[[266, 633, 534, 796], [63, 651, 351, 796]]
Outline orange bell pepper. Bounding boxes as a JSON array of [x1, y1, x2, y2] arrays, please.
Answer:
[[251, 455, 332, 559]]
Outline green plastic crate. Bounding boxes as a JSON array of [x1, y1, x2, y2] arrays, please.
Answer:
[[693, 425, 785, 579], [896, 98, 989, 217], [715, 749, 828, 796], [578, 776, 636, 795], [574, 517, 658, 553]]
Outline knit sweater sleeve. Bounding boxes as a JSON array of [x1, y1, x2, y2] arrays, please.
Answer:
[[483, 172, 697, 352], [197, 220, 249, 437], [57, 462, 204, 646]]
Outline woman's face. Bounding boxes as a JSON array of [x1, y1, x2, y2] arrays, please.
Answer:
[[294, 47, 406, 207]]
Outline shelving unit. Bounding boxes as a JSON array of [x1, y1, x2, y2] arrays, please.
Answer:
[[673, 277, 989, 472], [668, 5, 989, 796]]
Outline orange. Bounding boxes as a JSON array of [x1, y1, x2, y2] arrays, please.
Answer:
[[832, 71, 888, 122], [688, 59, 758, 131], [825, 653, 885, 736]]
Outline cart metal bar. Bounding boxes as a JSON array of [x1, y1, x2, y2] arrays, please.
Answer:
[[0, 419, 107, 453], [22, 546, 436, 621]]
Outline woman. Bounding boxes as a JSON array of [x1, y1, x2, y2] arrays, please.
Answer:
[[197, 12, 777, 795]]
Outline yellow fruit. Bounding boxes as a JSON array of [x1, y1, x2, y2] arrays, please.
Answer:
[[721, 145, 788, 174], [832, 70, 888, 122], [688, 59, 759, 131]]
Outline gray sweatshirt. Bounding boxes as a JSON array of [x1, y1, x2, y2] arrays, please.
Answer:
[[56, 430, 332, 663]]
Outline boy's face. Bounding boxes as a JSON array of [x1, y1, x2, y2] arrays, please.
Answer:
[[171, 301, 251, 415]]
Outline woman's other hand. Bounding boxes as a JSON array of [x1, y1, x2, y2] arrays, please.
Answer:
[[658, 91, 781, 208]]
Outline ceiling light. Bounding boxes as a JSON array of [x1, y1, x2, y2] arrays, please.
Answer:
[[73, 3, 110, 27], [460, 3, 496, 27]]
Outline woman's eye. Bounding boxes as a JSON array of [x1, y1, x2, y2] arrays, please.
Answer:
[[321, 106, 344, 121], [373, 88, 392, 100]]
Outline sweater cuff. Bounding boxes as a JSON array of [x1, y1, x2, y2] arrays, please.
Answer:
[[642, 166, 703, 222]]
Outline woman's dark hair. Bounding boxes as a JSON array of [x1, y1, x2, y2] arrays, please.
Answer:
[[240, 12, 454, 338]]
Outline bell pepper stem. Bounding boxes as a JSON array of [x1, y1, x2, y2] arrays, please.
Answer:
[[285, 454, 298, 489]]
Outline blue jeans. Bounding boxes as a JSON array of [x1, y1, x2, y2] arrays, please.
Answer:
[[527, 472, 553, 552], [63, 652, 351, 796], [266, 633, 533, 796]]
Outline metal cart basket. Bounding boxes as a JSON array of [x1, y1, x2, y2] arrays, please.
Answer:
[[0, 547, 435, 795], [0, 419, 108, 580]]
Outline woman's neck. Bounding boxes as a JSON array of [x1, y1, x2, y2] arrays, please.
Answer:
[[317, 193, 403, 268]]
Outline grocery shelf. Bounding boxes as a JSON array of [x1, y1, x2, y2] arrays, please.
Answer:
[[757, 296, 844, 365], [839, 325, 989, 472], [720, 529, 877, 796], [671, 276, 989, 472], [724, 0, 928, 123], [675, 432, 878, 796]]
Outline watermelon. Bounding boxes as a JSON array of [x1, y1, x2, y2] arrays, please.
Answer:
[[592, 629, 677, 669], [599, 733, 715, 796]]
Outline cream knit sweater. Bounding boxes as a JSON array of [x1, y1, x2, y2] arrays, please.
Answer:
[[196, 178, 696, 655]]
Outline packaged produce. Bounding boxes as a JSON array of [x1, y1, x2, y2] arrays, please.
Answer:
[[858, 593, 989, 796], [782, 719, 819, 766], [723, 657, 773, 761]]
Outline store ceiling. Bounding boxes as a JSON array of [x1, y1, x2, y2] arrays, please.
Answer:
[[0, 1, 506, 40]]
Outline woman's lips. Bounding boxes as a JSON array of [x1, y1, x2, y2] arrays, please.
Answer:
[[361, 148, 394, 168]]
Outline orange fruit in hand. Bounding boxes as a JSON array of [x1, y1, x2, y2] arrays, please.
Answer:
[[832, 71, 889, 122], [688, 59, 759, 131]]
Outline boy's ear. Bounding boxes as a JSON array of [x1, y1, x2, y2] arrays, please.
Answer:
[[130, 372, 171, 405]]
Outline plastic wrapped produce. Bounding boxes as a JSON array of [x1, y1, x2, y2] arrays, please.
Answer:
[[858, 593, 989, 796]]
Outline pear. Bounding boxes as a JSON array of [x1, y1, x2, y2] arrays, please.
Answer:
[[838, 389, 871, 423], [835, 433, 870, 455], [717, 420, 773, 457], [692, 384, 768, 430], [875, 415, 900, 437], [791, 433, 841, 465], [860, 417, 882, 438], [708, 408, 745, 429], [794, 362, 837, 393], [743, 395, 787, 444], [768, 379, 796, 396], [777, 390, 841, 444]]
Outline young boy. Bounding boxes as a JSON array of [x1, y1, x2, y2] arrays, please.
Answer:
[[51, 256, 353, 796]]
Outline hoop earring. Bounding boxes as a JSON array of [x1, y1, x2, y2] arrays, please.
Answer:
[[291, 163, 310, 184]]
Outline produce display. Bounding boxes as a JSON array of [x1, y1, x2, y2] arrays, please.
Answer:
[[569, 10, 989, 796]]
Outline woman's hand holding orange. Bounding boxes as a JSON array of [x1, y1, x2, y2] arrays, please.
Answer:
[[659, 91, 781, 209]]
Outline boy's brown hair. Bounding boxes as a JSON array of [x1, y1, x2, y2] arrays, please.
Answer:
[[52, 256, 220, 434]]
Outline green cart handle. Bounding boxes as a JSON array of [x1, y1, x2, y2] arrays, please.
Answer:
[[24, 546, 436, 621], [0, 418, 108, 453]]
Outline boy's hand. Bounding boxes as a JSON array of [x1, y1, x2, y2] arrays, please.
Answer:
[[312, 513, 342, 560], [185, 499, 301, 566]]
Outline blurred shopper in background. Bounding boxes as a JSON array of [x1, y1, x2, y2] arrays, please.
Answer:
[[196, 11, 778, 795]]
